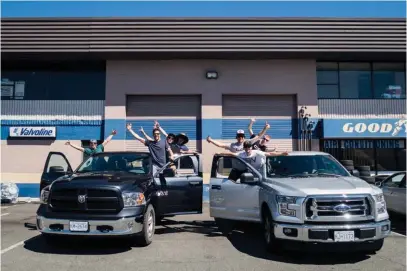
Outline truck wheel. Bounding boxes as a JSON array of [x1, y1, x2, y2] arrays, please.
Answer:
[[363, 239, 384, 254], [262, 209, 282, 253], [214, 218, 234, 236], [134, 204, 155, 246]]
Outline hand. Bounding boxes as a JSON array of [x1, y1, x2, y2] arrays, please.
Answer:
[[206, 136, 212, 143], [65, 140, 71, 146], [265, 121, 270, 129], [111, 129, 117, 135], [126, 123, 132, 130], [250, 118, 256, 123], [154, 120, 160, 128], [281, 151, 289, 156], [140, 127, 144, 133]]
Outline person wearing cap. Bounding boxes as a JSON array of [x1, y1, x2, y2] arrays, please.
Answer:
[[219, 140, 288, 173], [65, 130, 117, 157], [248, 118, 275, 152], [207, 121, 270, 153]]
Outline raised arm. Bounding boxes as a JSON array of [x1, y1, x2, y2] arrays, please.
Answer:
[[248, 118, 255, 136], [140, 127, 154, 141], [154, 120, 168, 137], [65, 140, 84, 152], [249, 121, 270, 143], [206, 136, 229, 149], [102, 130, 117, 147], [126, 123, 146, 145], [265, 151, 289, 156]]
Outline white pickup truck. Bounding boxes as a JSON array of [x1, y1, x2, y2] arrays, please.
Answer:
[[209, 151, 390, 253]]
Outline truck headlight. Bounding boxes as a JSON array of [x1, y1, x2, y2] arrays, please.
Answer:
[[122, 192, 145, 207], [374, 193, 387, 214], [40, 188, 50, 204], [276, 195, 297, 217]]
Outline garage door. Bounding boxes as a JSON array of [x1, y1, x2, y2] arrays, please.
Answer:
[[222, 95, 296, 151], [126, 95, 201, 152]]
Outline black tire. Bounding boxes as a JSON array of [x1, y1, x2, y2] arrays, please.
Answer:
[[215, 218, 235, 236], [356, 166, 371, 171], [345, 166, 355, 171], [362, 239, 384, 254], [360, 176, 375, 184], [134, 204, 155, 246], [359, 171, 371, 177], [262, 208, 283, 253], [340, 160, 354, 166]]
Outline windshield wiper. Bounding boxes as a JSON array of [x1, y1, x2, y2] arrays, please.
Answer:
[[310, 173, 342, 177]]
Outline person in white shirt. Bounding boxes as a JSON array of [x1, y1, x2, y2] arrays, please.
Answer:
[[218, 140, 288, 173], [206, 122, 270, 153]]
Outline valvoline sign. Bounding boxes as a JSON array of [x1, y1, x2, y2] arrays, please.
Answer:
[[323, 119, 407, 138], [9, 127, 56, 138]]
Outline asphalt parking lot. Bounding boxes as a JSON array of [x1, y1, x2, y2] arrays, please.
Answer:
[[1, 203, 406, 271]]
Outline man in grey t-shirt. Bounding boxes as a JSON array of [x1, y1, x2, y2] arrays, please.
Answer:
[[206, 122, 270, 153], [127, 123, 174, 175]]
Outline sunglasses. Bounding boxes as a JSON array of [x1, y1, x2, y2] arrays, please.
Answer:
[[154, 133, 160, 136]]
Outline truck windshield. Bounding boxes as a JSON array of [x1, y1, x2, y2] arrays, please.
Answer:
[[76, 153, 151, 175], [266, 155, 350, 178]]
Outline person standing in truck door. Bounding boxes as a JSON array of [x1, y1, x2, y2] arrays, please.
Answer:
[[65, 129, 117, 157], [248, 118, 275, 152], [206, 121, 270, 153], [126, 123, 174, 176]]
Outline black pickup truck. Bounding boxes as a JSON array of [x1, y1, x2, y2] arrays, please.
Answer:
[[37, 151, 203, 246]]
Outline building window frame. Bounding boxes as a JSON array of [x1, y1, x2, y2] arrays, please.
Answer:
[[317, 61, 406, 100]]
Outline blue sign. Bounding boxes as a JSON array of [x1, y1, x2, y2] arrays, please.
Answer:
[[323, 119, 407, 138], [324, 139, 405, 149]]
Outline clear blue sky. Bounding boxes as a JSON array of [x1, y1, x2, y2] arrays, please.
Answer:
[[1, 1, 405, 18]]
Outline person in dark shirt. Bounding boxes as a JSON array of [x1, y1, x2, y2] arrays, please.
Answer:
[[65, 130, 117, 156], [248, 118, 275, 152], [126, 123, 174, 175]]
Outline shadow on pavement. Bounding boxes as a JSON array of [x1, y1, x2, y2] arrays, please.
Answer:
[[23, 235, 132, 255], [389, 212, 406, 236]]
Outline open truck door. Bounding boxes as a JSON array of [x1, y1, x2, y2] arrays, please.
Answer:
[[40, 152, 73, 193]]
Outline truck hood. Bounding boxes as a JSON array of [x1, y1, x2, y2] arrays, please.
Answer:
[[264, 176, 381, 197], [50, 171, 150, 192]]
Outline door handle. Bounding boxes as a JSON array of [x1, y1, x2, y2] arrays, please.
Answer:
[[189, 181, 201, 186], [211, 185, 221, 190]]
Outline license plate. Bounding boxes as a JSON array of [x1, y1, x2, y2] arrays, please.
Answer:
[[69, 221, 89, 232], [334, 231, 355, 242]]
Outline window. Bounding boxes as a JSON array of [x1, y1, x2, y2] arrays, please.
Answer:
[[216, 157, 250, 183], [383, 173, 406, 188], [316, 62, 406, 99], [174, 156, 196, 176]]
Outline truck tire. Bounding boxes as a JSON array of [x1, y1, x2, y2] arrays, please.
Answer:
[[340, 160, 354, 167], [134, 204, 155, 246], [214, 218, 235, 236], [262, 209, 283, 253], [345, 165, 355, 171]]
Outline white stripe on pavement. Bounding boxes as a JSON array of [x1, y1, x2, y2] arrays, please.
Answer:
[[1, 241, 25, 255], [391, 231, 406, 237], [1, 213, 10, 217]]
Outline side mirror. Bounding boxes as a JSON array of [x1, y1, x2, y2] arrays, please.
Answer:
[[49, 166, 65, 174], [161, 168, 175, 178], [240, 172, 257, 184], [374, 181, 382, 187]]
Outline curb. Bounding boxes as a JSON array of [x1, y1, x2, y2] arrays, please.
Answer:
[[17, 197, 40, 203]]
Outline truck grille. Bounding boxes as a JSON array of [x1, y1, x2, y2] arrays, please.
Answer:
[[304, 195, 373, 222], [49, 187, 122, 213]]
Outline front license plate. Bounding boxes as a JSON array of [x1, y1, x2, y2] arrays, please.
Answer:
[[334, 231, 355, 242], [69, 221, 89, 232]]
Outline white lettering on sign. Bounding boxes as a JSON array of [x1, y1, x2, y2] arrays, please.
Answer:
[[9, 127, 56, 138], [343, 120, 407, 136]]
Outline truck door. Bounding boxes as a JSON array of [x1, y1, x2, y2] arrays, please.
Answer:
[[154, 154, 203, 215], [209, 155, 261, 222], [40, 152, 73, 192], [382, 173, 406, 214]]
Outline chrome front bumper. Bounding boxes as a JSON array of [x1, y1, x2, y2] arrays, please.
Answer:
[[36, 216, 144, 236], [274, 220, 391, 243]]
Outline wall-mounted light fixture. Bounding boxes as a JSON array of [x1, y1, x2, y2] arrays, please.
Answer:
[[206, 71, 218, 79]]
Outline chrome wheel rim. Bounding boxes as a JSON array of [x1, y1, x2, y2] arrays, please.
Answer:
[[147, 211, 154, 238], [264, 216, 271, 244]]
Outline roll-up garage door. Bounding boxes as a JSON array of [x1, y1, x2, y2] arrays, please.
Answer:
[[126, 95, 201, 152], [222, 95, 296, 151]]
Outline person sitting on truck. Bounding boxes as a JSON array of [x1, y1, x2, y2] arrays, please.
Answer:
[[218, 141, 288, 173], [206, 121, 270, 153], [65, 129, 117, 157], [248, 118, 275, 152], [126, 123, 174, 175]]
